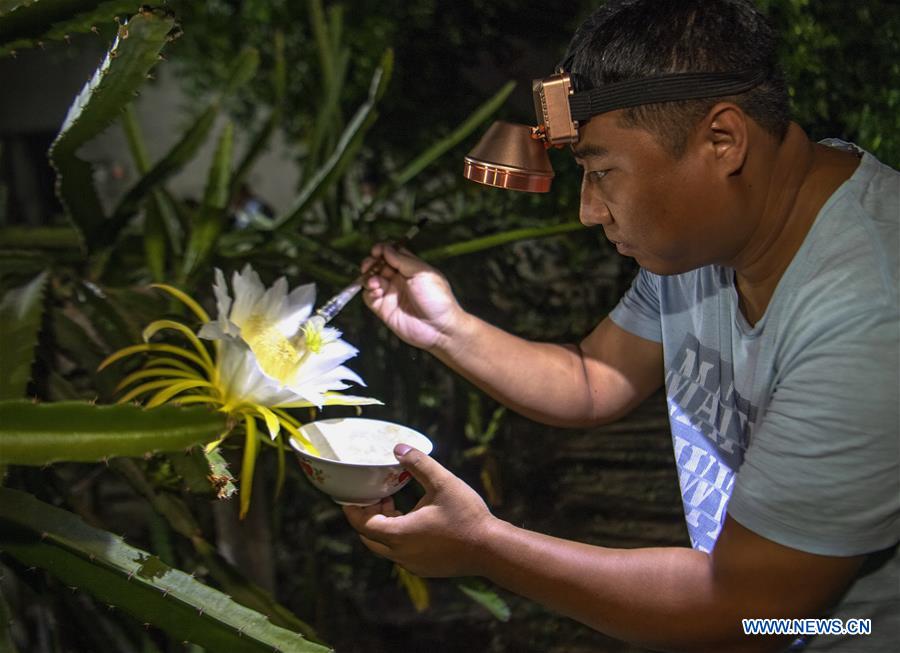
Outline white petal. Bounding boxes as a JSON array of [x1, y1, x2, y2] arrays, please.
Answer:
[[212, 268, 232, 326], [259, 276, 288, 322], [296, 339, 359, 380], [198, 321, 226, 340], [230, 266, 265, 328], [276, 283, 316, 337]]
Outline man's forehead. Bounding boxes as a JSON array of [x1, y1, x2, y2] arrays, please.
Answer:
[[571, 142, 609, 159]]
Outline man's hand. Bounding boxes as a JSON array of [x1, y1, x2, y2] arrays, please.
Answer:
[[362, 244, 467, 352], [342, 444, 495, 577]]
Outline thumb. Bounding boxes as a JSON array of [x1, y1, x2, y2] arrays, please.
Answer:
[[393, 444, 449, 494]]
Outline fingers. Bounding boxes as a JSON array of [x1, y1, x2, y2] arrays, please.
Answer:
[[343, 498, 404, 541], [359, 533, 394, 559], [360, 255, 396, 281], [342, 502, 387, 532], [393, 445, 452, 495], [368, 243, 429, 278]]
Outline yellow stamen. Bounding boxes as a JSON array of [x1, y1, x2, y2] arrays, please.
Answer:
[[302, 320, 325, 353], [241, 314, 304, 385]]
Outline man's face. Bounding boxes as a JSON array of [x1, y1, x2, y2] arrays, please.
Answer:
[[573, 111, 735, 275]]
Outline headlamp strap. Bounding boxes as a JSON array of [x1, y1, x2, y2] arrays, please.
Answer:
[[568, 69, 766, 122]]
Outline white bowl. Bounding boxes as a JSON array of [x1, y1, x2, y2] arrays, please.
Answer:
[[289, 418, 433, 506]]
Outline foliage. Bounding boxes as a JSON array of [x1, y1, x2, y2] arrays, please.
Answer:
[[758, 0, 900, 166], [0, 487, 330, 652], [0, 0, 135, 56], [0, 1, 543, 649], [3, 1, 895, 651]]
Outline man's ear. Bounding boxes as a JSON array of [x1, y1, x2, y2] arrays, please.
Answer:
[[702, 103, 748, 177]]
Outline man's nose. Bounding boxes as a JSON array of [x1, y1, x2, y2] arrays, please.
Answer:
[[579, 175, 612, 227]]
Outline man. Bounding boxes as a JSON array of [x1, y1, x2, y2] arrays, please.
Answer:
[[344, 1, 899, 650]]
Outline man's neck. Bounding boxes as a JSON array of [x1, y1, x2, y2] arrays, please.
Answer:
[[732, 124, 859, 325]]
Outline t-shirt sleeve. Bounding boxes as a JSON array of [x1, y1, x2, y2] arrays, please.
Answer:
[[728, 306, 900, 556], [608, 268, 663, 343]]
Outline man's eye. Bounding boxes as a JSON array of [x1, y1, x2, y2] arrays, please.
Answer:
[[588, 170, 609, 182]]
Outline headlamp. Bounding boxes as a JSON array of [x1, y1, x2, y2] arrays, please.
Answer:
[[463, 68, 765, 193]]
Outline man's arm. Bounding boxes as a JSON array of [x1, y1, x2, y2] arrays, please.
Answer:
[[346, 449, 864, 653], [477, 515, 862, 653], [364, 245, 664, 427]]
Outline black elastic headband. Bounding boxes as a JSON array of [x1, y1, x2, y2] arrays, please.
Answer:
[[567, 69, 766, 122]]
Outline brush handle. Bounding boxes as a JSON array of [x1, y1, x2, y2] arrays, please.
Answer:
[[312, 218, 427, 325]]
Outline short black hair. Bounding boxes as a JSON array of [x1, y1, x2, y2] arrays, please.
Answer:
[[565, 0, 790, 156]]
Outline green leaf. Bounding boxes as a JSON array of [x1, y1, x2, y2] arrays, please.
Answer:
[[223, 47, 259, 96], [0, 271, 48, 400], [114, 45, 260, 230], [390, 80, 516, 189], [271, 49, 394, 231], [230, 110, 278, 196], [181, 120, 234, 280], [119, 102, 179, 277], [48, 8, 174, 247], [455, 578, 511, 622], [0, 488, 332, 652], [112, 105, 218, 225], [0, 226, 82, 250], [419, 222, 584, 262], [0, 583, 17, 653], [0, 401, 228, 465]]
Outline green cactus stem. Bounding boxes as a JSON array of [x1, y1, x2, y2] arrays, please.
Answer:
[[0, 401, 228, 466], [48, 8, 175, 249], [0, 270, 48, 401], [0, 0, 138, 57], [0, 487, 332, 652]]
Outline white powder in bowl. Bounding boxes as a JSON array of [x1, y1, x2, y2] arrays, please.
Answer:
[[328, 424, 410, 464]]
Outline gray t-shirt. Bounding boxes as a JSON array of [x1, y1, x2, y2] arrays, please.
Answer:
[[609, 141, 899, 651]]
